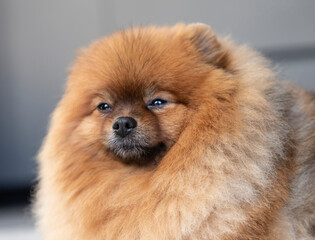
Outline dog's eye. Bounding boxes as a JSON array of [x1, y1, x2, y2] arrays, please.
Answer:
[[97, 102, 112, 113], [147, 98, 168, 109]]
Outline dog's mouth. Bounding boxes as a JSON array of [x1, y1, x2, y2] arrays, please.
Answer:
[[107, 137, 167, 166]]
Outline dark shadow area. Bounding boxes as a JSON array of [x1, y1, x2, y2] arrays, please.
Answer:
[[0, 186, 34, 207], [261, 44, 315, 62]]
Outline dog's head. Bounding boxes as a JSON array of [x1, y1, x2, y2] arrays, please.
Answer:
[[55, 23, 229, 165]]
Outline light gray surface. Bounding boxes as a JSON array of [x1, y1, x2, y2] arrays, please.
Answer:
[[112, 0, 315, 49], [0, 0, 314, 187], [0, 207, 41, 240]]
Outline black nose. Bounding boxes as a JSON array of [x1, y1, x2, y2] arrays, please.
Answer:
[[112, 117, 137, 137]]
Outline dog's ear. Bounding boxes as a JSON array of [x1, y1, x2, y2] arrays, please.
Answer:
[[186, 23, 229, 68]]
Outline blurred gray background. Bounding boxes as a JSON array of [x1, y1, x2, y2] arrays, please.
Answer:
[[1, 0, 315, 201], [0, 0, 315, 239]]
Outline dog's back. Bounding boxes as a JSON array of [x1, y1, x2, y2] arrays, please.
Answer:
[[271, 88, 315, 238]]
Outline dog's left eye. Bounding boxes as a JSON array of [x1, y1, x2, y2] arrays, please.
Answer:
[[147, 98, 168, 109], [97, 102, 112, 113]]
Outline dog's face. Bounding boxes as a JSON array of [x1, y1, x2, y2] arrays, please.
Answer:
[[60, 24, 228, 165], [91, 88, 189, 165]]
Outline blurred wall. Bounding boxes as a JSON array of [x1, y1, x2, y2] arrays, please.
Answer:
[[0, 0, 314, 188]]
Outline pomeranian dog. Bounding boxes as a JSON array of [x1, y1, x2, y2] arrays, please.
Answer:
[[35, 23, 315, 239]]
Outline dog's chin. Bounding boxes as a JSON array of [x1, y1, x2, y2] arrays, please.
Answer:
[[107, 141, 167, 166]]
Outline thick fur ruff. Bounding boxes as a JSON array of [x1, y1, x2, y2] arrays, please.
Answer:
[[34, 23, 315, 239]]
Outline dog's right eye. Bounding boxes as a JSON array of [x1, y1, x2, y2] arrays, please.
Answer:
[[147, 98, 168, 109], [97, 102, 112, 113]]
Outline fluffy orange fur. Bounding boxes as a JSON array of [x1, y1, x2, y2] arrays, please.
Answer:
[[34, 23, 315, 239]]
